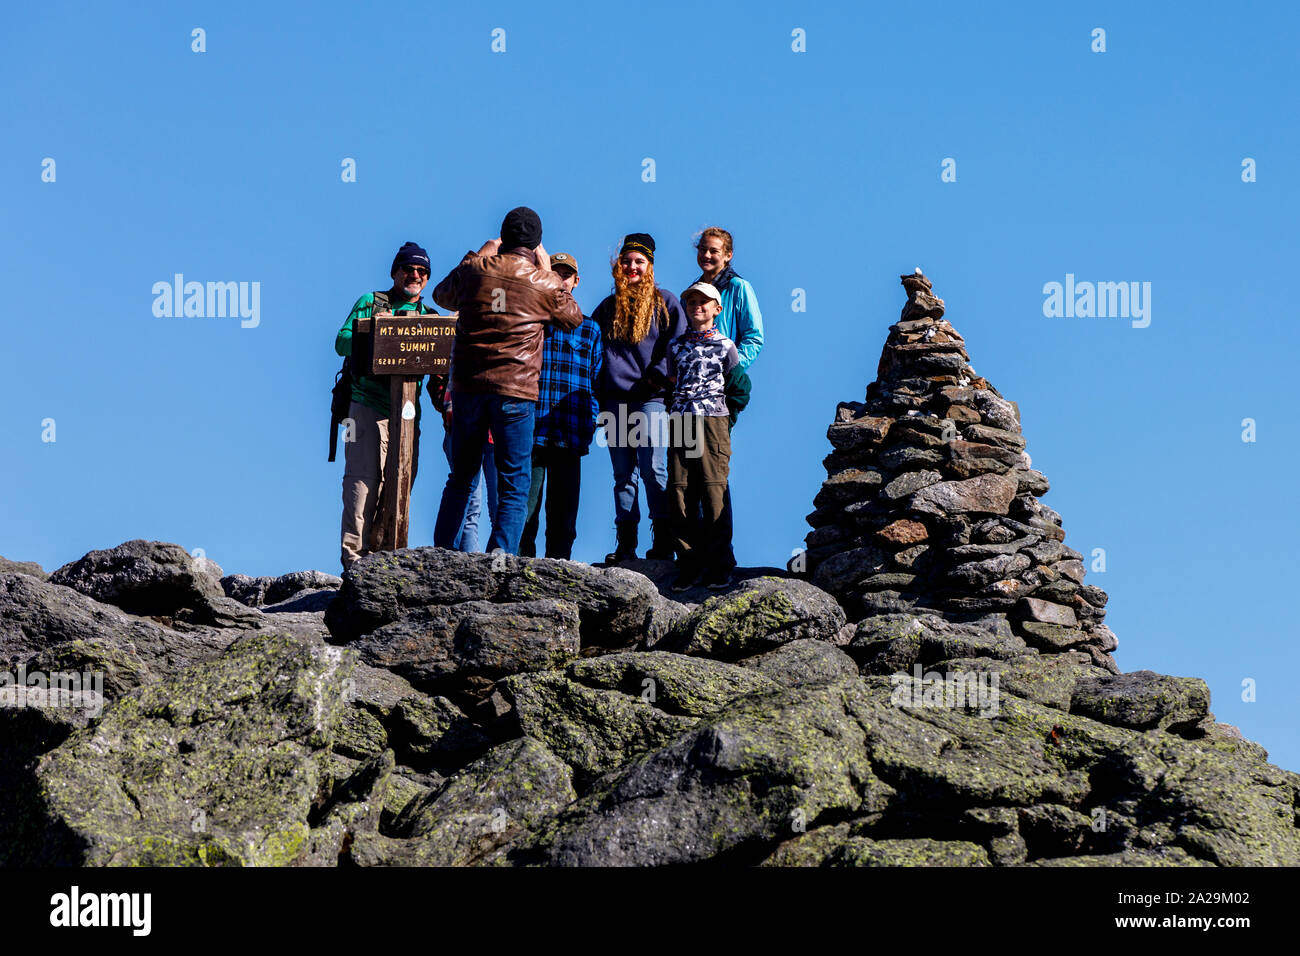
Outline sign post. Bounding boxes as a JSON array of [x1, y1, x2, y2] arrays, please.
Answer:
[[350, 311, 457, 552]]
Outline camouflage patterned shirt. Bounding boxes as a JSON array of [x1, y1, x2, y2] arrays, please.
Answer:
[[667, 327, 740, 417]]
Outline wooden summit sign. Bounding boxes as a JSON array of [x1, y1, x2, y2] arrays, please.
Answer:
[[350, 312, 458, 553], [350, 314, 457, 375]]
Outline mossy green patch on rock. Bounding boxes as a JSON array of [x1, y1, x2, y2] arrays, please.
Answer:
[[327, 548, 658, 648], [12, 539, 1299, 869], [1071, 670, 1210, 733], [1095, 731, 1300, 866], [927, 653, 1102, 712], [299, 750, 395, 866], [665, 577, 847, 660], [858, 678, 1099, 809], [334, 705, 388, 761], [1029, 848, 1211, 867], [19, 637, 152, 699], [853, 613, 1027, 674], [362, 738, 575, 866], [567, 651, 779, 717], [516, 680, 888, 866], [387, 694, 490, 771], [380, 771, 436, 831], [831, 837, 990, 866], [352, 599, 581, 696], [30, 631, 355, 866], [504, 671, 696, 782], [759, 822, 857, 866], [737, 639, 860, 688]]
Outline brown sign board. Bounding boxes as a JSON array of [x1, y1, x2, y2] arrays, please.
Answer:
[[351, 314, 457, 375]]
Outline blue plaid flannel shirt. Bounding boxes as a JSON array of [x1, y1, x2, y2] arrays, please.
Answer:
[[534, 316, 603, 454]]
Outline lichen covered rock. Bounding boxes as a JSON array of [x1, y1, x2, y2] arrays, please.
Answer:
[[29, 631, 355, 865], [662, 577, 847, 660]]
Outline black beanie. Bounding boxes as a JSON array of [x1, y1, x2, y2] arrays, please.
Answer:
[[620, 232, 655, 261], [501, 207, 543, 250], [391, 241, 431, 274]]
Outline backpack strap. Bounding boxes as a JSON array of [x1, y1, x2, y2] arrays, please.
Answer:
[[369, 289, 434, 315], [348, 290, 392, 386], [331, 290, 396, 462]]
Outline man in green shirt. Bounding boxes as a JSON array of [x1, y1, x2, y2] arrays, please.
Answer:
[[335, 241, 437, 570]]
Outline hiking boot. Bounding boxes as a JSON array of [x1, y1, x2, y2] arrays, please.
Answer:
[[603, 522, 638, 565], [645, 519, 676, 561]]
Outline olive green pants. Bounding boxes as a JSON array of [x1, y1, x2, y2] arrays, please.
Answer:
[[668, 414, 731, 571]]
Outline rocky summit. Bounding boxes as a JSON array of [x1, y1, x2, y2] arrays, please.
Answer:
[[1, 277, 1297, 867]]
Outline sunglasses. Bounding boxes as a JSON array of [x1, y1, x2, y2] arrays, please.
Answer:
[[399, 265, 430, 277]]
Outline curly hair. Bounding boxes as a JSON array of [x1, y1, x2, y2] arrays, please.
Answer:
[[607, 258, 666, 344]]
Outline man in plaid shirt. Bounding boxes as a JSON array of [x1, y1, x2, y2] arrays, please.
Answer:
[[520, 252, 603, 559]]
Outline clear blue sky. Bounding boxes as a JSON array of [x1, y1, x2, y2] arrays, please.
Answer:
[[3, 1, 1297, 769]]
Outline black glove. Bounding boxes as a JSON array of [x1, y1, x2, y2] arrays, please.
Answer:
[[626, 377, 654, 402]]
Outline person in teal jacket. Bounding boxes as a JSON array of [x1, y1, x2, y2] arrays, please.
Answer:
[[692, 227, 763, 572], [695, 227, 763, 370]]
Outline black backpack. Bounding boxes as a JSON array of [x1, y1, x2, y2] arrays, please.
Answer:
[[328, 291, 390, 461]]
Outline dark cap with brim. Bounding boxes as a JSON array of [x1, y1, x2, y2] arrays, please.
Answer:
[[550, 252, 579, 274]]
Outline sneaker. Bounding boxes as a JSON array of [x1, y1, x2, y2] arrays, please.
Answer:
[[704, 567, 735, 590], [671, 568, 699, 593]]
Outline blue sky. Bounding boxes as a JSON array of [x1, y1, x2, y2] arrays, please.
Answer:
[[3, 1, 1297, 769]]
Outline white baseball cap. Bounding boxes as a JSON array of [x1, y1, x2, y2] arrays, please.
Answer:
[[681, 281, 722, 304]]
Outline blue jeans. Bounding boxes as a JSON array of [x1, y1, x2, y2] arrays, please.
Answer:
[[435, 391, 535, 554], [441, 426, 498, 552], [602, 399, 669, 524]]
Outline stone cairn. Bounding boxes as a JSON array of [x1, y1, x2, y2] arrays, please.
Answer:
[[802, 270, 1118, 673]]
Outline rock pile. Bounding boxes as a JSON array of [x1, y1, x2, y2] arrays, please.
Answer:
[[803, 271, 1117, 673]]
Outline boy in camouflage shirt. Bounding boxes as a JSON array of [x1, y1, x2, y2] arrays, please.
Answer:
[[666, 282, 740, 591]]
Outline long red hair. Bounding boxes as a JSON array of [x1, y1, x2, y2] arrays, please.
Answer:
[[607, 259, 666, 344]]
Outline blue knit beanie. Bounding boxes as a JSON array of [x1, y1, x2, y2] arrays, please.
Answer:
[[391, 241, 431, 274]]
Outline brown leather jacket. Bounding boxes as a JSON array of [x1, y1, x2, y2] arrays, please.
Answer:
[[432, 248, 583, 401]]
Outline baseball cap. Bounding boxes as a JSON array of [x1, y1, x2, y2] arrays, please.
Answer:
[[681, 281, 721, 304], [550, 252, 579, 274]]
